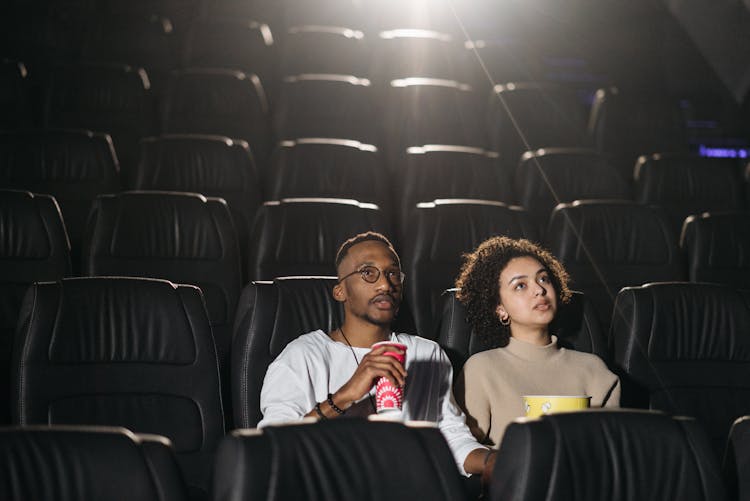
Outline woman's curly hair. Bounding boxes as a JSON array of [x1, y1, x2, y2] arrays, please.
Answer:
[[455, 236, 571, 347]]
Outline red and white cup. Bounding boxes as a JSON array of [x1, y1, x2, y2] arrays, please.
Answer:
[[371, 341, 407, 414]]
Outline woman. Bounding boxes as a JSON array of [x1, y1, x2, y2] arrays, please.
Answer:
[[454, 236, 620, 446]]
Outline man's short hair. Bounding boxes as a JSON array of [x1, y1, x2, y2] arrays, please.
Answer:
[[334, 232, 401, 270]]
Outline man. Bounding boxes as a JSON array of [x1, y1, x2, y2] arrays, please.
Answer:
[[258, 231, 495, 478]]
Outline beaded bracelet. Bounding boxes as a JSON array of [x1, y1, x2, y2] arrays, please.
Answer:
[[327, 393, 346, 415], [314, 402, 327, 420]]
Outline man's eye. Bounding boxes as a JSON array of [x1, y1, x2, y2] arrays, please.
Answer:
[[361, 268, 376, 277]]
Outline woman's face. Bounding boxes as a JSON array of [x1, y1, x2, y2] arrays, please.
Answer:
[[496, 256, 557, 331]]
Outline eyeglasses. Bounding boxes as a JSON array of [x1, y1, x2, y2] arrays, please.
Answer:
[[338, 265, 406, 286]]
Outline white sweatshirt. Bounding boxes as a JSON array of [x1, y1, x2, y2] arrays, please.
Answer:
[[259, 330, 484, 475]]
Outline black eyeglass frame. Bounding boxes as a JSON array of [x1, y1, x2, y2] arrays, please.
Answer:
[[337, 265, 406, 286]]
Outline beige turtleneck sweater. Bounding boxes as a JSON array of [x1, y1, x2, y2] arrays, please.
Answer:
[[455, 335, 620, 447]]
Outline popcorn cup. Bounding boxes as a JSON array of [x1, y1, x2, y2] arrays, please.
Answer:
[[371, 341, 407, 414], [522, 395, 591, 418]]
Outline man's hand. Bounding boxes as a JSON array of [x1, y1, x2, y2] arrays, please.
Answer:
[[333, 344, 407, 409]]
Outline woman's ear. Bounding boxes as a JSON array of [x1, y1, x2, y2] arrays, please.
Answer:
[[333, 283, 346, 303], [496, 305, 507, 321]]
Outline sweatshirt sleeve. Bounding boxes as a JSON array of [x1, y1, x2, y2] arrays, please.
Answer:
[[435, 348, 487, 476], [257, 347, 315, 428], [455, 357, 492, 445]]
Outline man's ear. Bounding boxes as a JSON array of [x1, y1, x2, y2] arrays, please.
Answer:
[[332, 282, 346, 303]]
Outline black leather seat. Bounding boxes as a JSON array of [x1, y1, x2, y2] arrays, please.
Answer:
[[182, 17, 277, 105], [82, 191, 241, 421], [372, 28, 470, 83], [398, 145, 514, 227], [545, 200, 685, 329], [491, 410, 726, 501], [634, 153, 745, 232], [0, 190, 70, 424], [680, 211, 750, 288], [723, 415, 750, 501], [231, 276, 414, 428], [247, 198, 391, 280], [212, 419, 468, 501], [11, 277, 225, 497], [611, 282, 750, 458], [515, 148, 631, 234], [487, 82, 591, 171], [0, 425, 188, 501], [160, 69, 271, 169], [402, 199, 538, 339], [0, 129, 120, 267], [281, 25, 372, 77], [273, 73, 377, 144], [42, 63, 155, 179], [588, 87, 690, 180], [132, 134, 262, 272], [266, 138, 387, 208], [382, 78, 485, 171], [80, 14, 177, 91], [437, 289, 606, 375]]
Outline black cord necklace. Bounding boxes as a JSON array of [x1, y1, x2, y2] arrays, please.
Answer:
[[337, 326, 377, 413]]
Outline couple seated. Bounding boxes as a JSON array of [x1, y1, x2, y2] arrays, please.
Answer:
[[257, 231, 620, 483]]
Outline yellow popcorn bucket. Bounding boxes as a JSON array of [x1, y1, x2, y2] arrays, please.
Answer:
[[522, 395, 591, 418]]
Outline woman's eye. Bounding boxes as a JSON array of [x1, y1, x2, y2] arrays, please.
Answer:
[[539, 275, 550, 283], [514, 283, 526, 290]]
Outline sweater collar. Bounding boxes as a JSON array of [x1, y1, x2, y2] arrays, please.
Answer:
[[505, 335, 559, 361]]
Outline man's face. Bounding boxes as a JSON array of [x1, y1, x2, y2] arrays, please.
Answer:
[[334, 240, 403, 326]]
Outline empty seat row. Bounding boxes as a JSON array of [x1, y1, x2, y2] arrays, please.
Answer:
[[3, 58, 726, 177], [4, 189, 750, 343]]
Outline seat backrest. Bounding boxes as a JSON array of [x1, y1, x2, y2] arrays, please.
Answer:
[[0, 129, 120, 261], [0, 426, 188, 501], [231, 276, 415, 428], [588, 87, 689, 178], [182, 17, 276, 99], [231, 277, 342, 428], [82, 191, 241, 393], [634, 153, 745, 231], [373, 28, 469, 82], [81, 14, 177, 87], [273, 74, 377, 144], [492, 410, 726, 501], [723, 415, 750, 501], [515, 148, 631, 233], [212, 420, 467, 501], [0, 190, 70, 424], [437, 289, 606, 375], [42, 63, 155, 175], [133, 134, 261, 269], [383, 78, 485, 170], [248, 198, 391, 280], [12, 277, 225, 495], [488, 82, 591, 170], [680, 211, 750, 287], [545, 200, 685, 328], [403, 199, 538, 339], [266, 138, 387, 208], [611, 282, 750, 457], [281, 25, 372, 77], [161, 69, 271, 165], [398, 145, 514, 223]]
